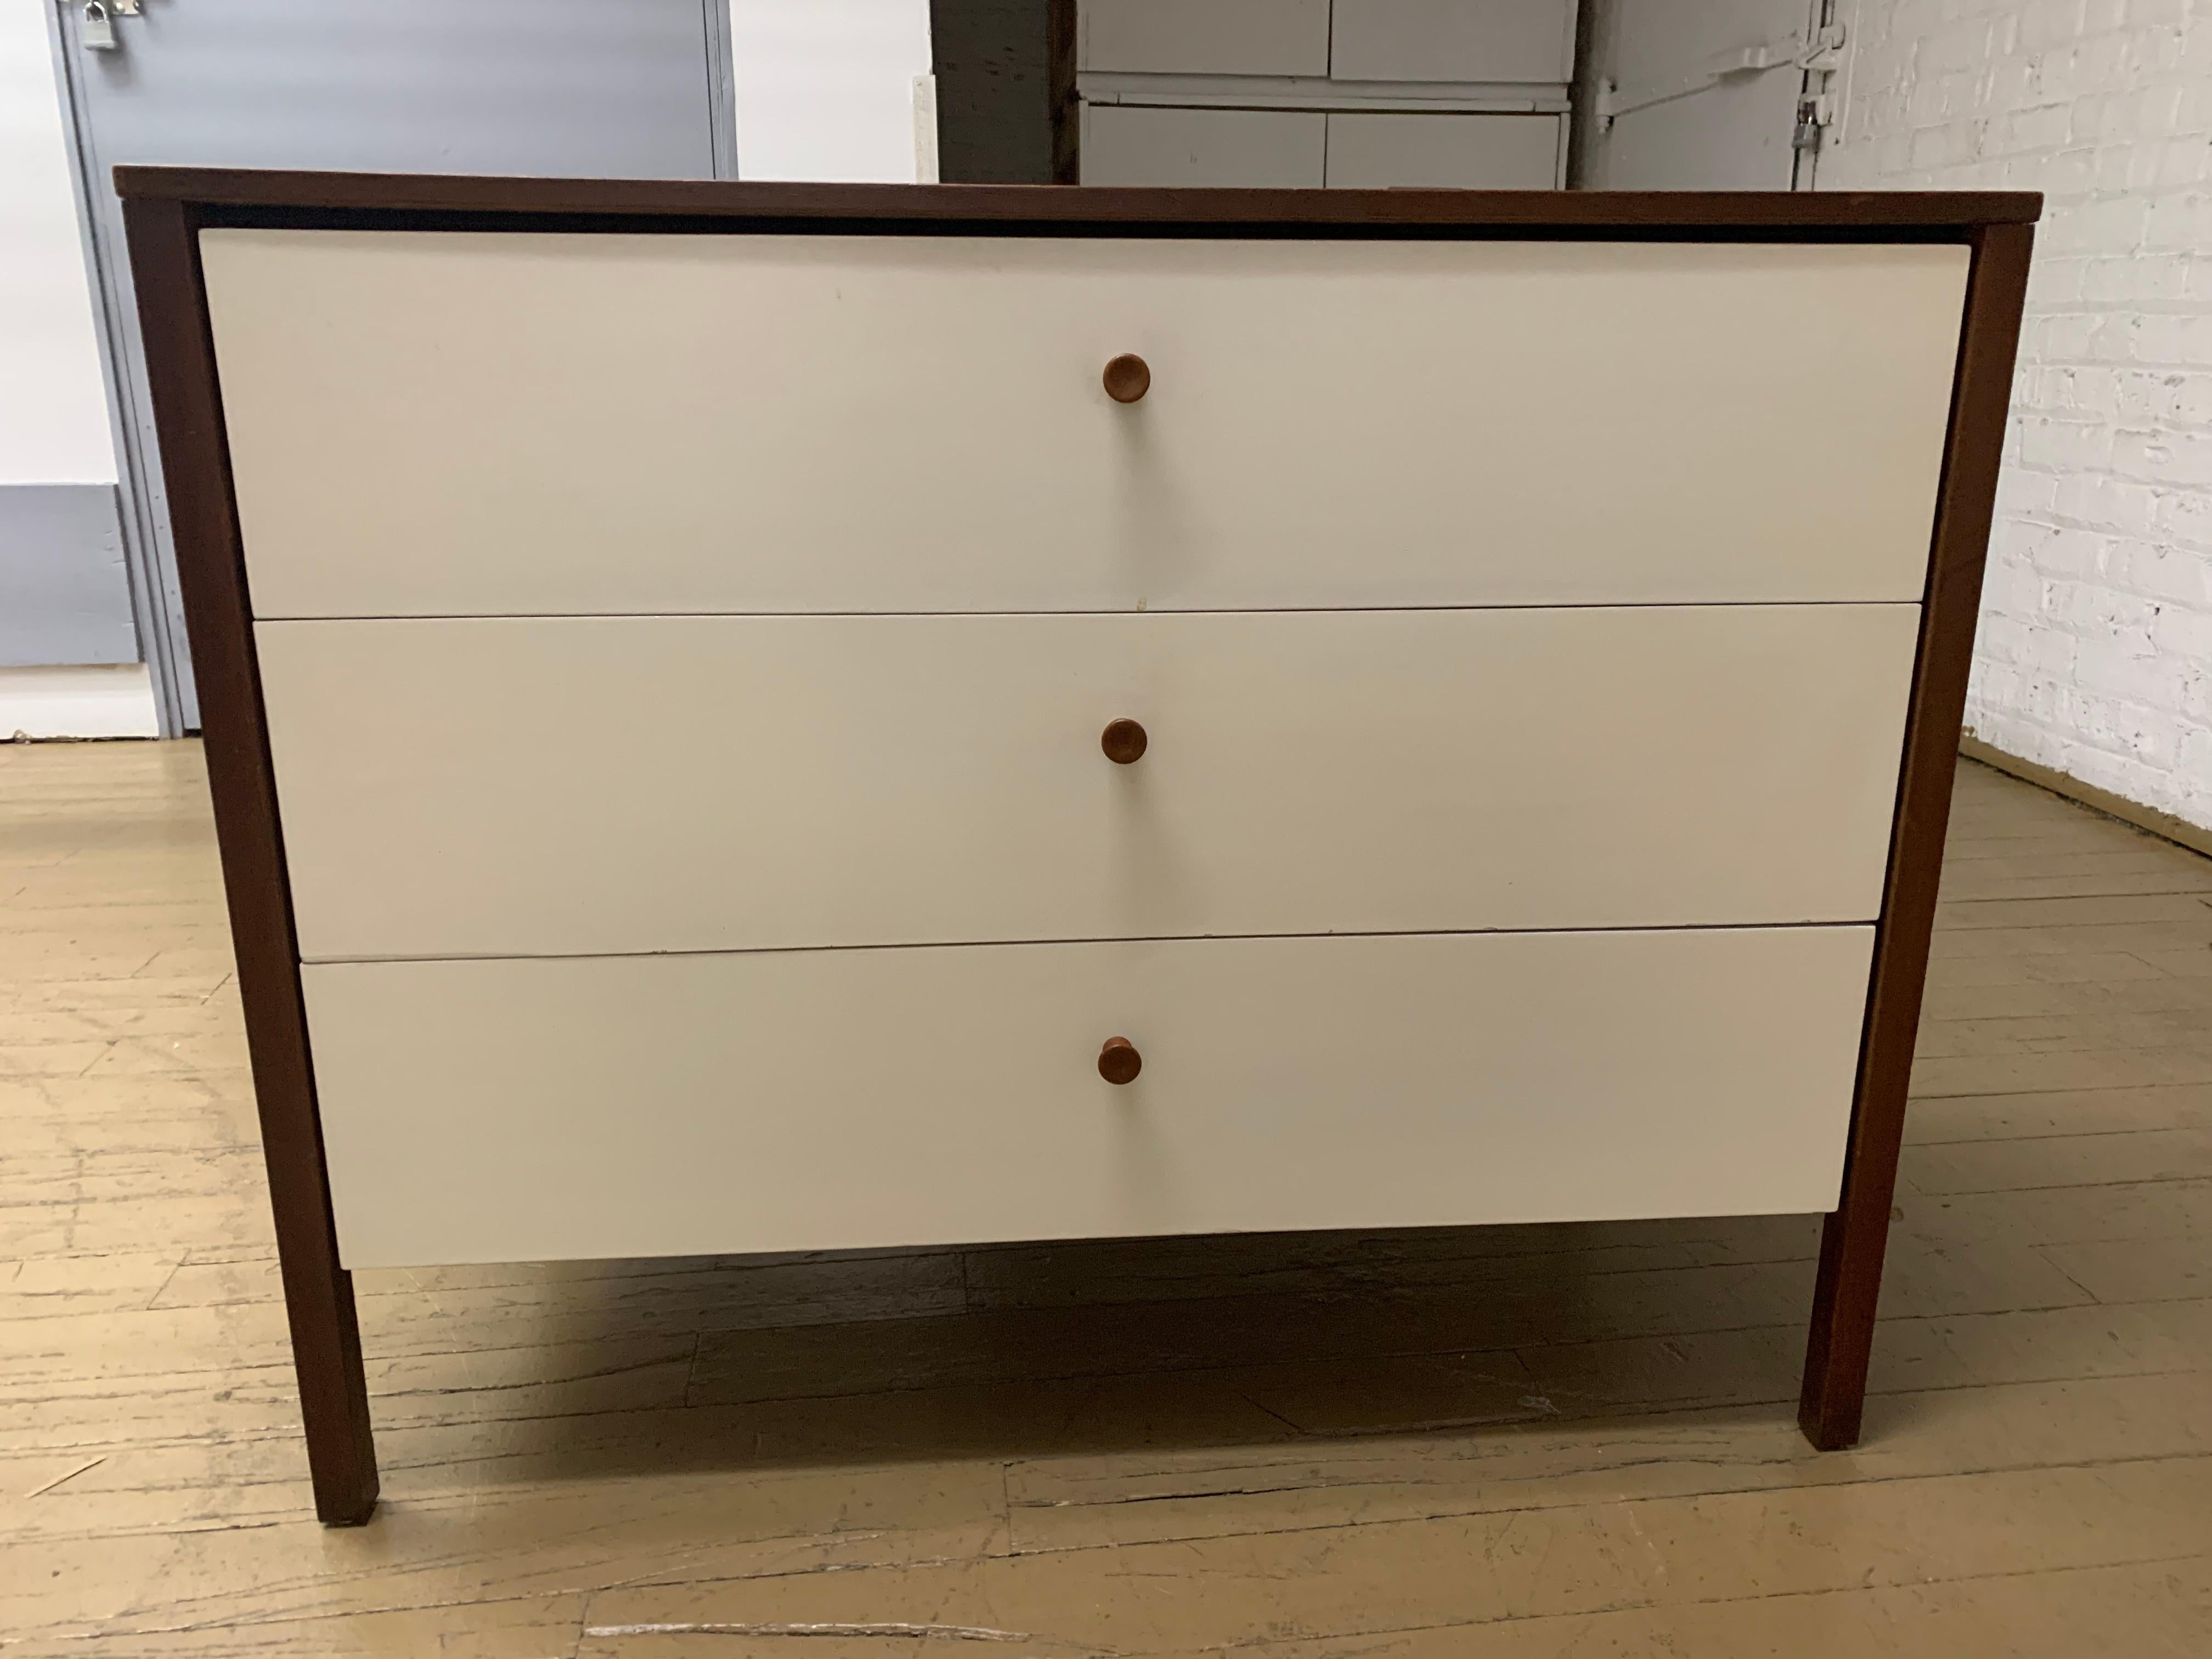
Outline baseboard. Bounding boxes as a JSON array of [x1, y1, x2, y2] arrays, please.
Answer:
[[1960, 732, 2212, 861], [0, 663, 160, 741]]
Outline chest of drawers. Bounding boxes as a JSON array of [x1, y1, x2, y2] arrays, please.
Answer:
[[119, 170, 2035, 1523]]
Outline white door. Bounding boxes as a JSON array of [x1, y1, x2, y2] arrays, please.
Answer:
[[48, 0, 733, 731], [1577, 0, 1837, 189]]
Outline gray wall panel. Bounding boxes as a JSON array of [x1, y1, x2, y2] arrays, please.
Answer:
[[932, 0, 1053, 183], [0, 483, 138, 667]]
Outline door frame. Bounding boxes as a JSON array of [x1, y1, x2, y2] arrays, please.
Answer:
[[44, 0, 188, 733], [42, 0, 744, 736]]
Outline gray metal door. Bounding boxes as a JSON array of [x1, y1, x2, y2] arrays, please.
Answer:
[[50, 0, 733, 732], [1577, 0, 1836, 190]]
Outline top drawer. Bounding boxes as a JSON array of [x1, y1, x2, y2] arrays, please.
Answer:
[[201, 230, 1967, 619], [1330, 0, 1577, 83]]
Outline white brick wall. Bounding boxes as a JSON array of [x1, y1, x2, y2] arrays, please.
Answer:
[[1822, 0, 2212, 833]]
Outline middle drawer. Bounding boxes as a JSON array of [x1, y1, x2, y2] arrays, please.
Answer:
[[258, 605, 1920, 962]]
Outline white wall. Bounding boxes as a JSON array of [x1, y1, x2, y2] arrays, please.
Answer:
[[1824, 0, 2212, 834], [730, 0, 934, 182], [0, 5, 153, 741], [0, 4, 114, 487]]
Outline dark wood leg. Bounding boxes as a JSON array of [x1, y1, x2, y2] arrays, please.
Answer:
[[280, 1261, 380, 1525], [1797, 222, 2034, 1451], [1800, 1183, 1900, 1448]]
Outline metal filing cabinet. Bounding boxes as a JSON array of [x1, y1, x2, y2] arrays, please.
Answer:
[[1076, 0, 1575, 188]]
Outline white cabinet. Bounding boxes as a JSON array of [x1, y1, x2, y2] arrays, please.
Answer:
[[1076, 0, 1576, 187]]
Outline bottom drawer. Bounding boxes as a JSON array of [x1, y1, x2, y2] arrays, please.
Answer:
[[1080, 105, 1328, 187], [304, 928, 1874, 1267], [1325, 113, 1563, 189]]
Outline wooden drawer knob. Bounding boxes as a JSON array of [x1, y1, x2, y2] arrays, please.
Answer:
[[1101, 718, 1148, 764], [1098, 1037, 1142, 1085], [1103, 353, 1151, 403]]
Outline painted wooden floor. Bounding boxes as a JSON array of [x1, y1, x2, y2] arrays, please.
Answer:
[[2, 740, 2209, 1656]]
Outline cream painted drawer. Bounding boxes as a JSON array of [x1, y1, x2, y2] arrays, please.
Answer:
[[306, 926, 1874, 1267], [259, 605, 1918, 962], [202, 229, 1967, 617]]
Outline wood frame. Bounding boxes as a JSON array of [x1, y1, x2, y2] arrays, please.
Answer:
[[115, 170, 2036, 1525], [1799, 221, 2035, 1447], [121, 195, 379, 1526]]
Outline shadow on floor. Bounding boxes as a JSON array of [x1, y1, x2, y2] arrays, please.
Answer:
[[360, 1212, 1850, 1486]]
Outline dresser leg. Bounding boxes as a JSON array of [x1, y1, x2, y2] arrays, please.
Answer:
[[1799, 225, 2038, 1451], [283, 1262, 380, 1525], [121, 192, 383, 1527], [1798, 1199, 1893, 1450]]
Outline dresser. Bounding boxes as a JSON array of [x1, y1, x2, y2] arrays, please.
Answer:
[[117, 170, 2037, 1524]]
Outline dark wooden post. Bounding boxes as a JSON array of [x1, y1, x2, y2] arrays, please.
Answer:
[[122, 195, 381, 1523], [1799, 222, 2035, 1450]]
